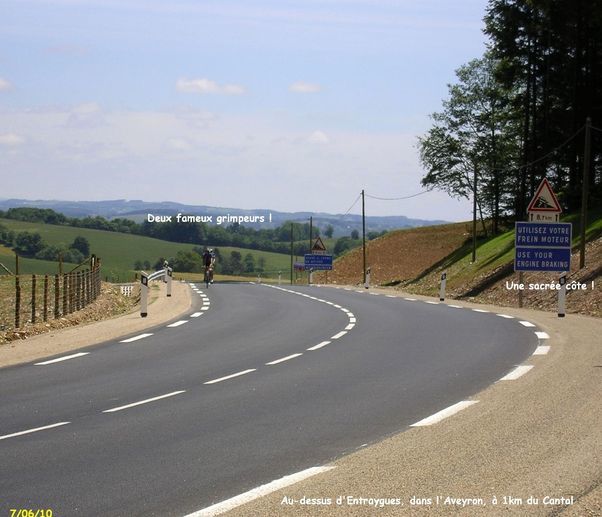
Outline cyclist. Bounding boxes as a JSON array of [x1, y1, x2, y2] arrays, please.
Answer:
[[202, 248, 216, 286]]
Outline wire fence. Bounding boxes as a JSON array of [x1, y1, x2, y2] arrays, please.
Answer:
[[0, 264, 102, 332]]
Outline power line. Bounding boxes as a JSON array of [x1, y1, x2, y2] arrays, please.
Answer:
[[590, 124, 602, 134], [365, 190, 431, 201], [341, 192, 362, 215]]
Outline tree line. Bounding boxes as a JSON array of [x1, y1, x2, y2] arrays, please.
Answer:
[[419, 0, 602, 235]]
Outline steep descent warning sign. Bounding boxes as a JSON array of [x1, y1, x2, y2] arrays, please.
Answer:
[[311, 236, 327, 254], [527, 178, 562, 222]]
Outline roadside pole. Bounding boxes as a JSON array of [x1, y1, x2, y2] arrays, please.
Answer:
[[558, 275, 567, 318], [140, 273, 149, 317], [439, 272, 447, 301], [166, 267, 172, 297]]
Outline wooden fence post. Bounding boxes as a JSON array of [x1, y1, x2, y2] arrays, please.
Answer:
[[15, 275, 21, 328], [54, 274, 60, 319], [62, 273, 67, 316], [43, 274, 48, 322], [31, 274, 37, 324]]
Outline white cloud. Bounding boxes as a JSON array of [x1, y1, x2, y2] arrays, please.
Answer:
[[0, 133, 25, 146], [307, 130, 330, 144], [165, 138, 192, 151], [289, 82, 321, 94], [176, 78, 245, 95], [64, 102, 107, 129], [0, 78, 12, 91]]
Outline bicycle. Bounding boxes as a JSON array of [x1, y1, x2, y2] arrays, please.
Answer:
[[204, 265, 214, 288]]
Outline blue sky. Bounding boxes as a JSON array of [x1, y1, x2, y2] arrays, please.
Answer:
[[1, 0, 489, 220]]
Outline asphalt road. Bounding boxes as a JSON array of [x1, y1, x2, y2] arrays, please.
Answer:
[[0, 283, 538, 516]]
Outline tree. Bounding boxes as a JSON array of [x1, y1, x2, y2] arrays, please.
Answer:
[[350, 229, 359, 240], [244, 253, 256, 273], [229, 251, 243, 275], [324, 225, 334, 238], [70, 236, 90, 257], [14, 232, 45, 256]]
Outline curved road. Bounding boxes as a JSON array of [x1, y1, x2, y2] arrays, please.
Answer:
[[0, 283, 538, 516]]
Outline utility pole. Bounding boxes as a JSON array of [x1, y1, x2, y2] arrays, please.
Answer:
[[290, 222, 294, 285], [362, 189, 366, 285], [472, 166, 477, 263], [308, 216, 313, 285], [579, 117, 591, 269]]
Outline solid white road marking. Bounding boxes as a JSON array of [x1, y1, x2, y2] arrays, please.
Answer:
[[266, 353, 303, 365], [519, 321, 536, 327], [35, 352, 89, 365], [535, 331, 550, 339], [307, 341, 331, 351], [167, 320, 188, 328], [185, 466, 335, 517], [204, 369, 256, 385], [103, 391, 186, 413], [410, 401, 478, 427], [497, 314, 514, 319], [120, 333, 153, 343], [0, 422, 71, 441], [190, 312, 204, 318], [331, 331, 347, 340], [533, 346, 550, 355], [500, 365, 533, 381]]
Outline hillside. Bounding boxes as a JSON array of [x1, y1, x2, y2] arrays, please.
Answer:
[[0, 219, 291, 280], [324, 213, 602, 318]]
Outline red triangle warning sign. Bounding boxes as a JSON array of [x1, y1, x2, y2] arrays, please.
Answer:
[[527, 178, 562, 213], [311, 236, 327, 253]]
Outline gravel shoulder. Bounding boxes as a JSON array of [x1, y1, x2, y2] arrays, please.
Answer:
[[0, 280, 192, 368], [225, 287, 602, 516]]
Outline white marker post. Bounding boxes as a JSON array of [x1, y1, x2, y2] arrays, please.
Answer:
[[278, 271, 282, 285], [558, 274, 566, 318], [439, 271, 447, 301], [365, 267, 371, 289], [140, 273, 149, 317], [309, 269, 313, 285], [166, 267, 172, 297]]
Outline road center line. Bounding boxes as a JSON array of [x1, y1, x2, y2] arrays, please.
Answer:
[[204, 369, 256, 385], [307, 341, 331, 351], [120, 333, 153, 343], [0, 421, 71, 441], [35, 352, 89, 365], [266, 353, 303, 365], [410, 400, 478, 427], [331, 331, 347, 340], [497, 314, 514, 319], [185, 466, 335, 516], [190, 312, 204, 317], [519, 321, 536, 327], [103, 391, 186, 413]]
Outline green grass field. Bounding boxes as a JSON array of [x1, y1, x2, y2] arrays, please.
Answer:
[[0, 219, 292, 281]]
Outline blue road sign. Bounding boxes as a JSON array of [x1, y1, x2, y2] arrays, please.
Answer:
[[304, 254, 333, 270], [514, 221, 572, 272], [515, 222, 572, 247], [515, 247, 571, 272]]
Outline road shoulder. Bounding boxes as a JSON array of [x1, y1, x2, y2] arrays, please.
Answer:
[[0, 280, 192, 368]]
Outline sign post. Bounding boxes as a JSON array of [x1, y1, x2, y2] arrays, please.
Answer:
[[140, 273, 149, 317], [515, 179, 570, 317], [166, 266, 172, 297], [305, 237, 332, 285]]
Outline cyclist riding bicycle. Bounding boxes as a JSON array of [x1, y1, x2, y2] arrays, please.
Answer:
[[202, 248, 216, 285]]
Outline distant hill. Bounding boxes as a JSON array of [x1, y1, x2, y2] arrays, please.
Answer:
[[0, 198, 447, 237]]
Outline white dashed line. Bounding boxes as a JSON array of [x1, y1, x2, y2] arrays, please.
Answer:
[[331, 331, 347, 340], [447, 304, 462, 308], [190, 312, 204, 318], [185, 466, 335, 517], [348, 317, 356, 323], [201, 307, 209, 311], [167, 320, 188, 328], [103, 391, 186, 413], [410, 401, 478, 427], [519, 321, 536, 327], [204, 369, 256, 385], [500, 365, 533, 381], [533, 346, 550, 355], [344, 324, 355, 330], [404, 298, 417, 301], [386, 295, 396, 298], [0, 422, 71, 441], [120, 333, 153, 343], [370, 292, 379, 296], [35, 352, 89, 365], [266, 353, 303, 365], [497, 314, 514, 319], [425, 301, 439, 305], [307, 341, 331, 351], [535, 331, 550, 339], [472, 309, 489, 313]]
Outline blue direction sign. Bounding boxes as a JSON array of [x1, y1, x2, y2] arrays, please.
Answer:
[[514, 222, 572, 272], [304, 254, 333, 270]]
